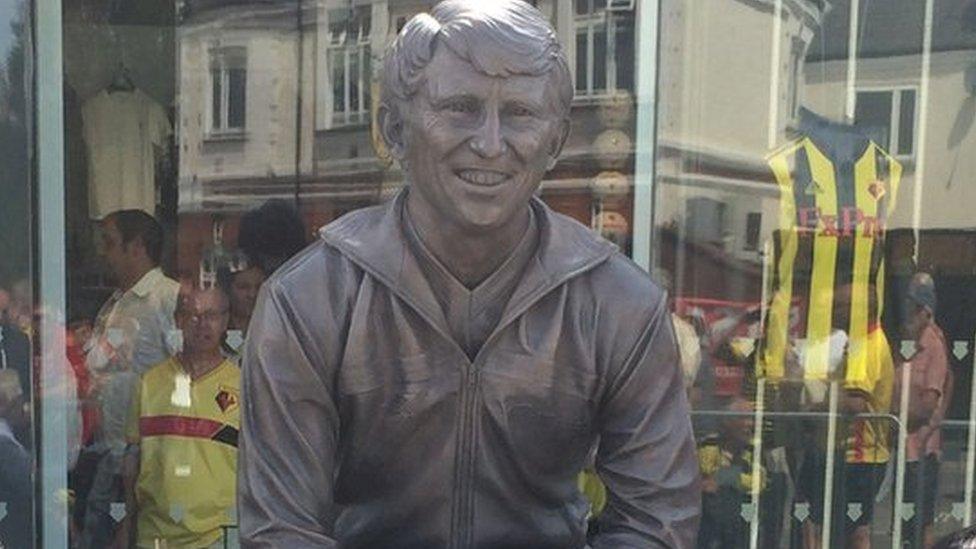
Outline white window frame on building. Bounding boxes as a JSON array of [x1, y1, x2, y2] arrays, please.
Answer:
[[327, 5, 372, 128], [208, 46, 247, 137], [787, 39, 805, 123], [854, 86, 918, 159], [574, 0, 636, 99]]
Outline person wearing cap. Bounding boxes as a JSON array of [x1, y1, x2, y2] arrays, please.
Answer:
[[899, 272, 952, 548]]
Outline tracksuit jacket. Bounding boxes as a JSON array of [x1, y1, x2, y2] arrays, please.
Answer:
[[238, 190, 701, 548]]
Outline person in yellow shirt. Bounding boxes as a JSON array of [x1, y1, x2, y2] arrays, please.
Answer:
[[120, 284, 240, 548], [698, 398, 766, 548], [797, 283, 894, 549]]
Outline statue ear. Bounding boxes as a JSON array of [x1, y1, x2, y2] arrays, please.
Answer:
[[547, 117, 571, 170], [378, 103, 407, 160]]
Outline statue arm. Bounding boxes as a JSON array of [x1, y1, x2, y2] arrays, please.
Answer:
[[238, 282, 339, 548], [591, 299, 702, 548]]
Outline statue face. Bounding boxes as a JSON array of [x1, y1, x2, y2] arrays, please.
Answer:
[[399, 45, 567, 233]]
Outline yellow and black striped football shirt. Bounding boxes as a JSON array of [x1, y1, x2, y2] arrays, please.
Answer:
[[761, 136, 902, 384]]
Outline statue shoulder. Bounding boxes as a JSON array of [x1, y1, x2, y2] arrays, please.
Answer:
[[582, 253, 667, 318], [265, 240, 365, 306]]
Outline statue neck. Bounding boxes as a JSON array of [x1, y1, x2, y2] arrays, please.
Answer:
[[405, 197, 532, 289]]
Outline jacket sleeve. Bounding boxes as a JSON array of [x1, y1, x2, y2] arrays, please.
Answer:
[[591, 297, 701, 548], [238, 281, 339, 548]]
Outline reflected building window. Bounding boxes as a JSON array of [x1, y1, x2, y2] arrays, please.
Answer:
[[574, 0, 635, 98], [855, 88, 917, 158], [787, 40, 805, 122], [209, 46, 247, 136], [685, 196, 729, 248], [328, 6, 372, 127], [744, 212, 762, 252]]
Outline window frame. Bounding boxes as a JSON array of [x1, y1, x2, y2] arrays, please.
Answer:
[[573, 0, 635, 101], [854, 85, 919, 159], [207, 46, 248, 138], [327, 6, 373, 128]]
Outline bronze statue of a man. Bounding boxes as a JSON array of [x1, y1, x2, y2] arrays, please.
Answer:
[[239, 1, 700, 547]]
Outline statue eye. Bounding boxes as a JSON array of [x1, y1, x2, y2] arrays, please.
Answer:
[[443, 98, 479, 114], [507, 105, 536, 117]]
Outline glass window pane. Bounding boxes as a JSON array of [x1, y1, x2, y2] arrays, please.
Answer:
[[363, 52, 372, 112], [855, 90, 893, 149], [575, 31, 588, 92], [593, 27, 607, 92], [349, 50, 360, 113], [39, 0, 976, 546], [745, 212, 762, 251], [615, 15, 635, 92], [356, 6, 371, 38], [228, 68, 246, 129], [211, 68, 222, 129], [329, 8, 349, 43], [899, 89, 916, 155], [0, 2, 34, 545], [331, 50, 345, 115], [655, 1, 975, 546]]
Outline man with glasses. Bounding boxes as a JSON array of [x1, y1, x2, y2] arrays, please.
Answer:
[[120, 285, 240, 548]]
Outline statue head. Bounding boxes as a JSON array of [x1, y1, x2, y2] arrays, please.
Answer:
[[378, 0, 573, 233]]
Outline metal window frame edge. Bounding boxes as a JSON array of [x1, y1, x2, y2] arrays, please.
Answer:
[[631, 0, 660, 272], [35, 0, 69, 546]]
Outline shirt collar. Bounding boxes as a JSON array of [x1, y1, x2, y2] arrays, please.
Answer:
[[128, 267, 166, 299]]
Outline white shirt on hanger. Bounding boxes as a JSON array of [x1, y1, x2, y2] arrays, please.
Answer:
[[82, 88, 172, 219]]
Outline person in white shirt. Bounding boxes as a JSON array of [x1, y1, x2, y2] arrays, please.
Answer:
[[80, 209, 180, 549]]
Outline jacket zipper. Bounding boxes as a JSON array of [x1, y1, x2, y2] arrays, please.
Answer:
[[452, 361, 478, 548], [450, 259, 615, 548]]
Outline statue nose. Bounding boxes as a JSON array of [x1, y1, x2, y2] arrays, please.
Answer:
[[469, 113, 506, 158]]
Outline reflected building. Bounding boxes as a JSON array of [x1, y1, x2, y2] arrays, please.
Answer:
[[802, 0, 976, 269], [655, 0, 976, 303], [655, 0, 828, 300], [175, 0, 643, 273]]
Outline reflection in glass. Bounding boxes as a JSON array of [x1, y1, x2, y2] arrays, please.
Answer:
[[658, 0, 976, 546]]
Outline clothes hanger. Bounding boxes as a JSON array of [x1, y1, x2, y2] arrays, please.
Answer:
[[107, 61, 135, 93]]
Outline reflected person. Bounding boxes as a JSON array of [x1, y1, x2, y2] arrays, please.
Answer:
[[900, 273, 951, 549], [239, 1, 700, 547], [798, 283, 893, 549], [121, 285, 240, 548], [216, 256, 266, 357], [237, 199, 308, 275], [227, 261, 265, 333], [81, 210, 180, 548]]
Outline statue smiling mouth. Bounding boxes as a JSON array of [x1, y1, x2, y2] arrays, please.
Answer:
[[455, 169, 511, 187]]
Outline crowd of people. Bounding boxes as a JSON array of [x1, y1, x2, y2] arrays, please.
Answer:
[[682, 273, 954, 548], [0, 201, 308, 548]]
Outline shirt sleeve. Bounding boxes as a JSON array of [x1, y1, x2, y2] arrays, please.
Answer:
[[918, 330, 948, 396], [591, 298, 701, 549], [238, 282, 339, 548], [125, 376, 141, 445]]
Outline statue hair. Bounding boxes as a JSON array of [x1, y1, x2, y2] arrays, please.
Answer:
[[380, 0, 573, 121]]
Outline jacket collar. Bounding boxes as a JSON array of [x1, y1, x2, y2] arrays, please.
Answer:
[[319, 188, 617, 345]]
